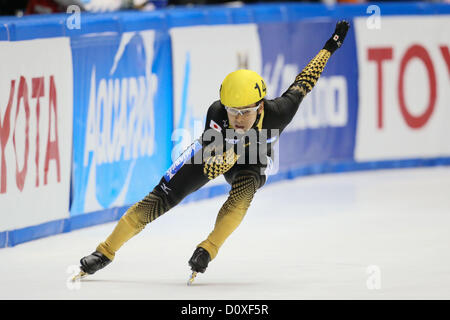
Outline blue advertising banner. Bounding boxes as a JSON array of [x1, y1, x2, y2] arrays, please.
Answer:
[[258, 19, 358, 174], [70, 30, 173, 216]]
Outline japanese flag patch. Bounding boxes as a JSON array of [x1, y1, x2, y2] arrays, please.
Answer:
[[210, 120, 222, 132]]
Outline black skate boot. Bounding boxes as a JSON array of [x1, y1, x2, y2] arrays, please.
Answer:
[[188, 247, 211, 273], [80, 251, 111, 275]]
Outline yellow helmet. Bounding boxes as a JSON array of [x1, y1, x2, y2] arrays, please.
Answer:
[[220, 69, 267, 108]]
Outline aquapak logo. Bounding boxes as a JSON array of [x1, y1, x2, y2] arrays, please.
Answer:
[[82, 32, 158, 211]]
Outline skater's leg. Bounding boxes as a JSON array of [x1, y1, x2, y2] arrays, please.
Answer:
[[93, 142, 210, 262], [197, 169, 262, 261], [96, 192, 167, 260], [96, 164, 209, 261]]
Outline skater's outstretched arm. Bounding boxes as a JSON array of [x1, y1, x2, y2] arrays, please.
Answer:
[[273, 20, 351, 128]]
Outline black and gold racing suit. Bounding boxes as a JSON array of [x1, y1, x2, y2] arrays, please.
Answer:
[[95, 49, 332, 262]]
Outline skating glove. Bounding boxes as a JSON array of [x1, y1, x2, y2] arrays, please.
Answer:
[[323, 20, 350, 54]]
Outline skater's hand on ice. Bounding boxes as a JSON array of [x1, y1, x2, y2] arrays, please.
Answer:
[[323, 20, 350, 54]]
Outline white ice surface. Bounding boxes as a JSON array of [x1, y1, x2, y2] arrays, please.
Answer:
[[1, 167, 450, 300]]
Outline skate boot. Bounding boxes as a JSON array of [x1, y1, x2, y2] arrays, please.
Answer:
[[187, 247, 211, 285], [80, 251, 112, 274], [72, 251, 111, 281]]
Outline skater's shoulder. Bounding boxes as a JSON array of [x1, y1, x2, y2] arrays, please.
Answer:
[[261, 98, 281, 116], [206, 100, 227, 118], [208, 100, 223, 112]]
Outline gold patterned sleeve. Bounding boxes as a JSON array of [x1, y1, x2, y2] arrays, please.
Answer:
[[289, 49, 332, 96]]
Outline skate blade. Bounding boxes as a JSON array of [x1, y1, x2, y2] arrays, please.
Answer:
[[187, 272, 198, 286], [71, 270, 88, 282]]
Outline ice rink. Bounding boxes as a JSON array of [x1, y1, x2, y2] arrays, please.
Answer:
[[1, 167, 450, 300]]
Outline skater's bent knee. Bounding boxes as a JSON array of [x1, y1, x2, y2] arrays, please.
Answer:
[[229, 174, 258, 200], [125, 193, 167, 228]]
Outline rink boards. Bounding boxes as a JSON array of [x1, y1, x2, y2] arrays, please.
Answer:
[[0, 3, 449, 247]]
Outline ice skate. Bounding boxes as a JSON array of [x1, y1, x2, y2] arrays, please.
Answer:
[[187, 271, 198, 286], [187, 247, 211, 285], [72, 251, 111, 281], [71, 270, 88, 282]]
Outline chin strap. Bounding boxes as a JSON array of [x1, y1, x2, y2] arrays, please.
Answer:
[[251, 108, 265, 130]]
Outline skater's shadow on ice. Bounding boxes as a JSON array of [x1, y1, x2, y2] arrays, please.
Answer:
[[80, 279, 149, 285], [182, 282, 258, 287], [81, 279, 258, 287]]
